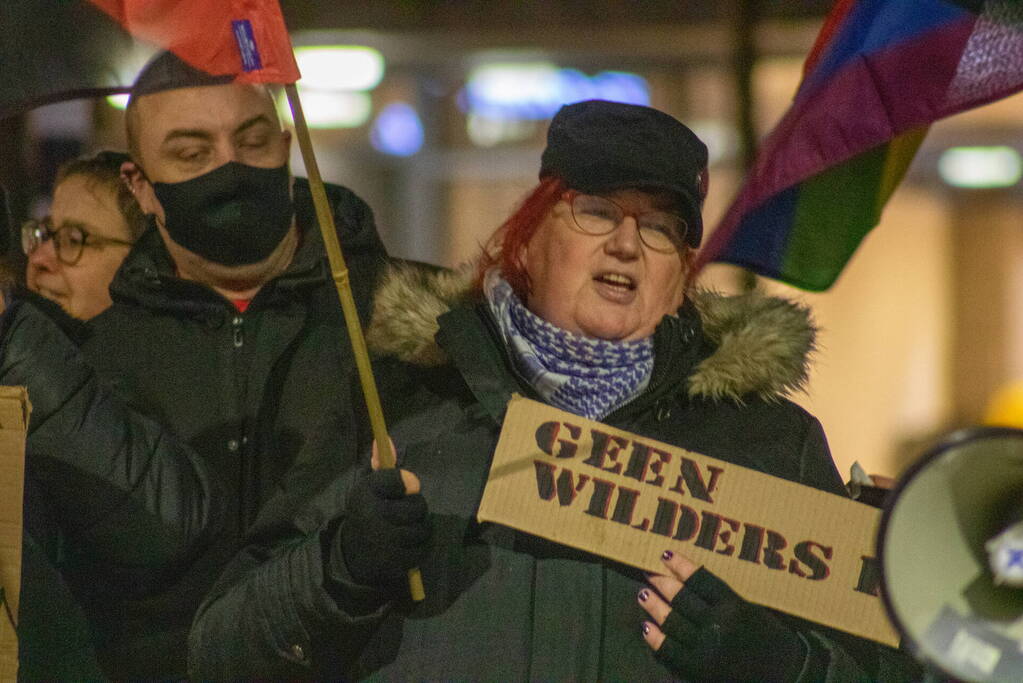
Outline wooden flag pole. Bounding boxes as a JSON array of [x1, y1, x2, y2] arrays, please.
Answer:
[[285, 84, 425, 602]]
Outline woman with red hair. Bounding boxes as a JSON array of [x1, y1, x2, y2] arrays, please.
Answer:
[[190, 100, 917, 681]]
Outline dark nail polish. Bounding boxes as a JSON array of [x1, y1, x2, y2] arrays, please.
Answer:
[[661, 550, 674, 561], [638, 588, 649, 602], [642, 622, 651, 635]]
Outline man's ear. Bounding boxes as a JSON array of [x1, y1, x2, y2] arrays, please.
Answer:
[[120, 160, 146, 193], [681, 246, 698, 292], [121, 160, 161, 216]]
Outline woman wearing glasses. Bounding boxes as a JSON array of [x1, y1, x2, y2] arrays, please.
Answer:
[[190, 101, 917, 680], [24, 151, 144, 320], [0, 258, 217, 678]]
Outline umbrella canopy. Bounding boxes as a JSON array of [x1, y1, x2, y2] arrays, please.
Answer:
[[0, 3, 135, 119]]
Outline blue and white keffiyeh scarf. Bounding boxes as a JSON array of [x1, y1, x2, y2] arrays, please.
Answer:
[[484, 270, 654, 420]]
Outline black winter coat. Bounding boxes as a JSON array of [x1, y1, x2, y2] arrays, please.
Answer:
[[189, 265, 918, 681], [78, 179, 388, 677], [0, 297, 217, 679]]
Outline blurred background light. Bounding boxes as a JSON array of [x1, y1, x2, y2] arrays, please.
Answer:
[[106, 93, 130, 110], [688, 119, 738, 166], [370, 102, 424, 156], [294, 45, 386, 91], [102, 43, 157, 110], [462, 62, 650, 121], [589, 71, 650, 107], [463, 62, 561, 120], [278, 90, 372, 129], [937, 146, 1022, 189], [466, 114, 538, 147], [278, 45, 386, 129]]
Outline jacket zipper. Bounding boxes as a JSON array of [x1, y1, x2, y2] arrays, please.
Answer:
[[232, 315, 244, 348]]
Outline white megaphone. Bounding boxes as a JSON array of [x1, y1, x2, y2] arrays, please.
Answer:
[[877, 427, 1023, 682]]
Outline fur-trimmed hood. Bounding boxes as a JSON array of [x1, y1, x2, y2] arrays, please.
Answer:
[[367, 263, 817, 402]]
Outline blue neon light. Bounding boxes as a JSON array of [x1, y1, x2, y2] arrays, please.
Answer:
[[463, 68, 650, 120], [370, 102, 425, 157]]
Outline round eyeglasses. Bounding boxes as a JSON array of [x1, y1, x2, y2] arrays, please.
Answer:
[[22, 218, 134, 266], [565, 191, 687, 254]]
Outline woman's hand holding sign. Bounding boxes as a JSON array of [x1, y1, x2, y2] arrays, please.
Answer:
[[639, 551, 811, 682]]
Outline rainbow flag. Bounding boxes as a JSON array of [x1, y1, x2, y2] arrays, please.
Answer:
[[697, 0, 1023, 291]]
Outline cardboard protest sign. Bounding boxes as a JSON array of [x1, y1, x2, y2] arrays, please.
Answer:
[[477, 396, 897, 646], [0, 387, 29, 681]]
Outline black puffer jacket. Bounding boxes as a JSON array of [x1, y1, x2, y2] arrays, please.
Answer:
[[79, 178, 388, 678], [0, 296, 217, 679], [3, 297, 218, 568], [189, 265, 918, 680]]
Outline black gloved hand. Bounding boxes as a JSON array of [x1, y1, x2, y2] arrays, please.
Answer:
[[651, 567, 808, 682], [329, 468, 431, 590]]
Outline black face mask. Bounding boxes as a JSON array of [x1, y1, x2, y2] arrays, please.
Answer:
[[152, 161, 294, 266]]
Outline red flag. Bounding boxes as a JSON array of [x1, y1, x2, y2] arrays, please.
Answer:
[[88, 0, 300, 84], [0, 0, 299, 119]]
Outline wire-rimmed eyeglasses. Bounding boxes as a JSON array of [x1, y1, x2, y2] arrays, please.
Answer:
[[21, 218, 134, 266], [564, 191, 688, 254]]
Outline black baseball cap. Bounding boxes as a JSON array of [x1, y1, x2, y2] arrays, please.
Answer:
[[540, 100, 709, 247]]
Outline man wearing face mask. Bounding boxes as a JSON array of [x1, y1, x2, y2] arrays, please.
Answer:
[[76, 52, 388, 679]]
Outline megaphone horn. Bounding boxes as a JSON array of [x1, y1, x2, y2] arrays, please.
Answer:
[[878, 427, 1023, 682]]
